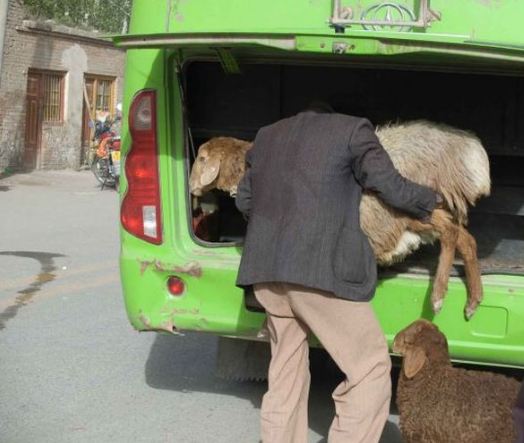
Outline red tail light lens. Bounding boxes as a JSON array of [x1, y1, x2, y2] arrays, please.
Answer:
[[167, 276, 185, 296], [121, 90, 162, 244]]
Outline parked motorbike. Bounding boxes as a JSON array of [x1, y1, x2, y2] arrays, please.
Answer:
[[90, 117, 121, 190], [91, 132, 121, 190]]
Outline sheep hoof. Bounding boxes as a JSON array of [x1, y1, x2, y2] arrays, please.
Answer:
[[465, 305, 477, 320], [257, 329, 269, 340], [432, 299, 443, 314]]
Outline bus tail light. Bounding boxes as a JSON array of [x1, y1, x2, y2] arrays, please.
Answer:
[[167, 276, 185, 296], [121, 90, 162, 244]]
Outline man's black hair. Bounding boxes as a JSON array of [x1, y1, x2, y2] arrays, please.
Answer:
[[305, 100, 335, 114]]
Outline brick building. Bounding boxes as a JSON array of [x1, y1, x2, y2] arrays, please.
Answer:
[[0, 0, 125, 171]]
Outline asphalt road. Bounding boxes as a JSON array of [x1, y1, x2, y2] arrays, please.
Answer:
[[0, 170, 404, 443]]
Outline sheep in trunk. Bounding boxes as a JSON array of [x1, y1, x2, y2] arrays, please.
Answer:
[[189, 137, 253, 197], [393, 319, 521, 443], [189, 120, 491, 318]]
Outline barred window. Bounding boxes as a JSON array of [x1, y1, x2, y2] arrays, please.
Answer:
[[96, 79, 113, 112], [42, 73, 64, 122]]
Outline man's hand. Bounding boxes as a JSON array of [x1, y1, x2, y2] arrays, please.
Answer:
[[420, 193, 444, 224]]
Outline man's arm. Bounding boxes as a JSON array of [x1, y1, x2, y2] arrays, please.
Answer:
[[235, 149, 253, 219], [349, 118, 439, 220]]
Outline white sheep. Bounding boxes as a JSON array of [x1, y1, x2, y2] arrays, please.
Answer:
[[189, 120, 491, 318], [393, 319, 521, 443]]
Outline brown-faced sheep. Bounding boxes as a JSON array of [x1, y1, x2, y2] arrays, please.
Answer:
[[189, 121, 491, 318], [189, 137, 252, 197], [515, 381, 524, 443], [393, 319, 521, 443]]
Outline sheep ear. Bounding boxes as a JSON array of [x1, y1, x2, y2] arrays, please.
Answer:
[[200, 157, 220, 187], [403, 347, 427, 379]]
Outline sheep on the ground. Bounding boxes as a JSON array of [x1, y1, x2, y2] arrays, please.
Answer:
[[189, 120, 491, 318], [393, 319, 520, 443], [514, 381, 524, 443]]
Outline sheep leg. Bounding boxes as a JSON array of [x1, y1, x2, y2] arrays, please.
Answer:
[[409, 209, 459, 314], [430, 211, 460, 314], [456, 226, 483, 319]]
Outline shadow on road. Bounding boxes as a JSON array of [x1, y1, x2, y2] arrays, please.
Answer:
[[0, 250, 66, 330], [144, 333, 404, 442]]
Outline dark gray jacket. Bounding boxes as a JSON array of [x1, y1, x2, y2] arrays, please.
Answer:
[[235, 111, 437, 301]]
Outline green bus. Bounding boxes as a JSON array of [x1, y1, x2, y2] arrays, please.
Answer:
[[115, 0, 524, 370]]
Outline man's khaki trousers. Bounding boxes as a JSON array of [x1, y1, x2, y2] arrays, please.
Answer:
[[254, 282, 391, 443]]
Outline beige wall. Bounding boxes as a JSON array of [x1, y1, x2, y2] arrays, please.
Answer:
[[0, 0, 125, 170]]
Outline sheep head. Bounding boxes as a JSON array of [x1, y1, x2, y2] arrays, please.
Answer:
[[189, 137, 252, 197], [393, 319, 450, 379]]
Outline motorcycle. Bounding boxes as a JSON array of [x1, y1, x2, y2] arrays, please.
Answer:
[[91, 134, 121, 190], [90, 116, 121, 190]]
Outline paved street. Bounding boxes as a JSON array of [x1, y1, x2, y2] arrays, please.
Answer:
[[0, 170, 403, 443]]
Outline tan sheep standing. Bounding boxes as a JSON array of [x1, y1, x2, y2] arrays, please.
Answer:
[[393, 319, 521, 443], [189, 120, 491, 318]]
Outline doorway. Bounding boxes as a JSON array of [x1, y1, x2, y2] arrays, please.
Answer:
[[24, 70, 65, 170], [24, 72, 42, 169]]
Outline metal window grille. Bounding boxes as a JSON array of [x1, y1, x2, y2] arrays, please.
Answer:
[[96, 80, 113, 112], [42, 73, 64, 122]]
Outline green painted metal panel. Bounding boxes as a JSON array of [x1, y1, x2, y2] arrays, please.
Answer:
[[121, 0, 524, 55], [118, 1, 524, 367]]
